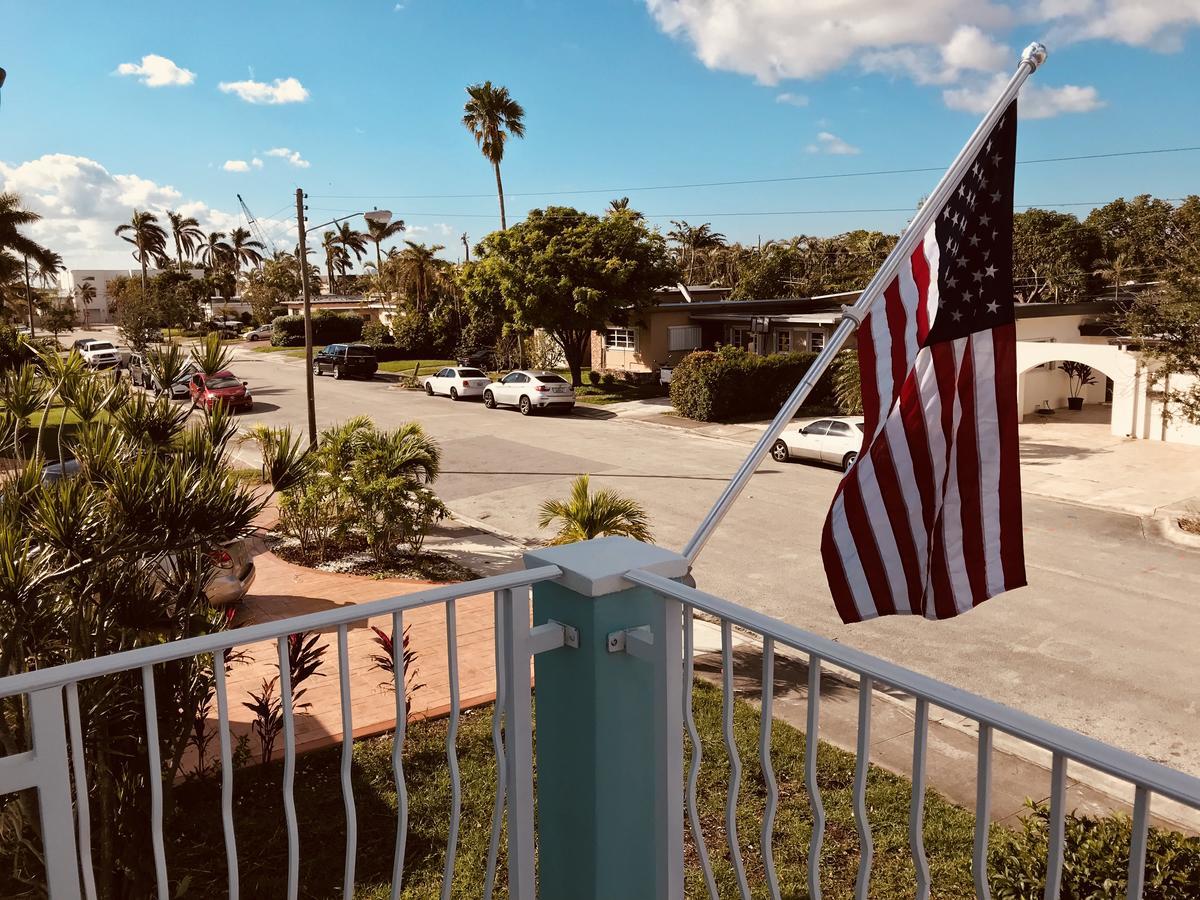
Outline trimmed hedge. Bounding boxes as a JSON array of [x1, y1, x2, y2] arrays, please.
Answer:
[[270, 312, 364, 347], [669, 346, 840, 422]]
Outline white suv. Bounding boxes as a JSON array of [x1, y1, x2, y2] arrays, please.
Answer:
[[78, 340, 121, 369], [483, 370, 575, 415]]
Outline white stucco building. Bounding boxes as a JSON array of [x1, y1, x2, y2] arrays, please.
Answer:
[[57, 269, 164, 325]]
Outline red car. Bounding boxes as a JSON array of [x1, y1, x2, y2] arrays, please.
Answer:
[[188, 370, 254, 412]]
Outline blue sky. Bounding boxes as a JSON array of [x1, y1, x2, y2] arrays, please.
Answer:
[[2, 0, 1198, 269]]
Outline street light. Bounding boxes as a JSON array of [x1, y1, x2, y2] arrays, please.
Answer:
[[294, 188, 392, 447]]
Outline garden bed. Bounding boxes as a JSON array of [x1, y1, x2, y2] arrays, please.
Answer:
[[265, 531, 480, 583]]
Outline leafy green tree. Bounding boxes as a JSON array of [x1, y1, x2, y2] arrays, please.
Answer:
[[538, 474, 653, 544], [152, 269, 206, 328], [1085, 194, 1178, 277], [1011, 208, 1103, 303], [40, 301, 76, 341], [110, 274, 159, 351], [463, 206, 677, 385], [243, 254, 309, 323], [462, 81, 526, 230]]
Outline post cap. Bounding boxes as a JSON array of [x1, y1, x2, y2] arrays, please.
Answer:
[[1022, 42, 1048, 71], [524, 537, 689, 598]]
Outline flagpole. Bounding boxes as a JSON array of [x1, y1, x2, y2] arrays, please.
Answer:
[[682, 41, 1048, 564]]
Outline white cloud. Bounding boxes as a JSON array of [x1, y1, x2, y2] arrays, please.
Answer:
[[218, 76, 309, 105], [0, 153, 295, 269], [864, 26, 1010, 84], [266, 147, 311, 168], [775, 92, 808, 106], [221, 159, 262, 172], [115, 54, 195, 87], [806, 132, 861, 155], [1034, 0, 1200, 51], [943, 72, 1105, 118]]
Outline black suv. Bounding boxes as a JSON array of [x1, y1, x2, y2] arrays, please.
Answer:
[[313, 343, 378, 380]]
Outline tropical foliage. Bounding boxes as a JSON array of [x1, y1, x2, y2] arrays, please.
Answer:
[[462, 81, 525, 230], [538, 474, 653, 545]]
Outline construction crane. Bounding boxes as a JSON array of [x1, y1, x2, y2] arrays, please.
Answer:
[[237, 194, 277, 256]]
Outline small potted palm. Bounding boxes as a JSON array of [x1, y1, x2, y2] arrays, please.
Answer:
[[1060, 361, 1096, 411]]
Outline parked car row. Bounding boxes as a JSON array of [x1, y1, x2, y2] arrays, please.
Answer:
[[423, 367, 576, 415]]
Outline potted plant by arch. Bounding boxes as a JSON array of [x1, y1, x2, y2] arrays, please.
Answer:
[[1061, 361, 1096, 411]]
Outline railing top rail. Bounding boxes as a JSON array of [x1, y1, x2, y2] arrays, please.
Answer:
[[0, 565, 562, 700], [628, 568, 1200, 811]]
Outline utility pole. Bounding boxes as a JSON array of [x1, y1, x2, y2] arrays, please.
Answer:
[[23, 256, 35, 337], [295, 188, 318, 447], [461, 233, 470, 263]]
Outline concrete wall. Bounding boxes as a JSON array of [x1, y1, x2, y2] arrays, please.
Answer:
[[593, 310, 694, 373]]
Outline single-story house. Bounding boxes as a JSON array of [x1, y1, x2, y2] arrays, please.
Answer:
[[593, 283, 1200, 447], [281, 294, 395, 326]]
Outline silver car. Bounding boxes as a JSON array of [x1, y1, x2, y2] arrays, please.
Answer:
[[771, 416, 866, 472], [483, 370, 575, 415], [423, 366, 491, 401]]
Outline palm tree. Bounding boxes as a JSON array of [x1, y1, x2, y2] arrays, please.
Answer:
[[115, 209, 168, 301], [200, 231, 231, 268], [76, 280, 96, 327], [365, 217, 406, 281], [1, 193, 58, 331], [462, 81, 526, 230], [607, 197, 644, 222], [389, 241, 452, 316], [667, 220, 727, 283], [228, 226, 266, 273], [537, 475, 653, 545], [36, 251, 64, 289], [321, 231, 351, 295], [167, 211, 204, 267], [335, 221, 369, 277], [1093, 252, 1131, 302]]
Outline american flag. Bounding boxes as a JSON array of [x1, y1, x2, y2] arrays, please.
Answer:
[[820, 100, 1026, 623]]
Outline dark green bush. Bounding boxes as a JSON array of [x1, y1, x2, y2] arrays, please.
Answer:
[[588, 369, 602, 386], [600, 372, 617, 387], [669, 346, 840, 421], [989, 801, 1200, 898], [360, 320, 394, 347], [0, 325, 32, 372], [270, 312, 363, 347]]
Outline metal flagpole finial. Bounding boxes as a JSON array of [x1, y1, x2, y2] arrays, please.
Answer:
[[1021, 42, 1048, 71]]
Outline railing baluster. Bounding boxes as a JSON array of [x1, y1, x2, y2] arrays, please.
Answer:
[[484, 595, 507, 899], [140, 665, 169, 899], [1126, 786, 1150, 900], [721, 619, 751, 900], [337, 624, 357, 897], [853, 675, 873, 900], [390, 610, 409, 900], [759, 637, 781, 900], [440, 600, 462, 900], [684, 605, 718, 899], [974, 724, 993, 900], [806, 655, 826, 900], [910, 697, 931, 900], [65, 682, 98, 900], [1045, 753, 1067, 900], [213, 650, 239, 899], [277, 636, 299, 900], [499, 585, 536, 898]]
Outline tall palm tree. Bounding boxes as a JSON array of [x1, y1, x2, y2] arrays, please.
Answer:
[[667, 220, 727, 283], [1, 193, 58, 331], [36, 251, 64, 288], [228, 226, 266, 273], [365, 217, 406, 281], [389, 241, 452, 316], [167, 211, 204, 267], [335, 221, 369, 277], [76, 280, 97, 327], [115, 209, 168, 301], [1093, 252, 1131, 302], [462, 81, 526, 230], [321, 231, 350, 295], [607, 197, 644, 221], [200, 231, 231, 268], [537, 475, 653, 545]]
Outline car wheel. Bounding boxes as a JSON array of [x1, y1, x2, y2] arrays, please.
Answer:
[[450, 387, 459, 401], [425, 382, 434, 396], [519, 395, 533, 416], [483, 390, 496, 409], [313, 362, 322, 377], [333, 365, 343, 380], [771, 439, 790, 462], [842, 452, 858, 472]]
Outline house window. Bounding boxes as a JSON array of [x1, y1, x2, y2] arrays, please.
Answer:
[[668, 325, 702, 352], [775, 330, 792, 353], [729, 327, 751, 350], [809, 330, 826, 352], [605, 328, 637, 351]]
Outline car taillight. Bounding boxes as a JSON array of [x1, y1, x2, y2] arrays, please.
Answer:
[[463, 380, 470, 387], [209, 549, 233, 568], [535, 385, 548, 392]]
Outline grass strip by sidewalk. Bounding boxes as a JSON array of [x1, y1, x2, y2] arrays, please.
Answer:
[[161, 680, 1197, 898]]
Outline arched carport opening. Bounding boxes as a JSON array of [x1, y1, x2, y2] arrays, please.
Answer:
[[1014, 341, 1138, 437]]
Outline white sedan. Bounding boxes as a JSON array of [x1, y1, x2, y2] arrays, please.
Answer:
[[771, 416, 866, 472], [483, 370, 575, 415], [423, 366, 492, 400]]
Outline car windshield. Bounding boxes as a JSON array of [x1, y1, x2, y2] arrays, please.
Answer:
[[87, 342, 115, 351], [346, 347, 374, 358], [459, 368, 487, 378], [207, 376, 242, 390], [535, 374, 568, 384]]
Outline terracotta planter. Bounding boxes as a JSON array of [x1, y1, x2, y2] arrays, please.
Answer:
[[1067, 397, 1084, 411]]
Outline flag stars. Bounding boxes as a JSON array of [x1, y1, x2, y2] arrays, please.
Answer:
[[973, 269, 984, 283], [986, 300, 1000, 314], [979, 214, 991, 227], [951, 309, 964, 322], [990, 191, 1001, 203], [969, 233, 981, 247], [946, 275, 959, 288], [985, 264, 997, 278]]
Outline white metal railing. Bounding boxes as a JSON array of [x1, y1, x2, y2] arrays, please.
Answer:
[[625, 567, 1200, 900], [4, 547, 1200, 899], [0, 565, 561, 900]]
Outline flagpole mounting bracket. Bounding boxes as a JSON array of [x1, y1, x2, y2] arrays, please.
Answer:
[[840, 304, 868, 329]]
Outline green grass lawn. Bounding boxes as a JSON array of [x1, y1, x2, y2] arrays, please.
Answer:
[[378, 359, 457, 377], [573, 380, 669, 405], [250, 343, 296, 354]]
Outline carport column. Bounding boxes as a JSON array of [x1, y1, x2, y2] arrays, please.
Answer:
[[523, 537, 687, 900]]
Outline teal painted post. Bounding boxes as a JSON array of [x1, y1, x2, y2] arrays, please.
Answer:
[[523, 537, 687, 900]]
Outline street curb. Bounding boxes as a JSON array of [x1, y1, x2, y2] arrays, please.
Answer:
[[1148, 511, 1200, 550]]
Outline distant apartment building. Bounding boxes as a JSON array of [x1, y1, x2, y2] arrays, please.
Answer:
[[57, 269, 163, 325]]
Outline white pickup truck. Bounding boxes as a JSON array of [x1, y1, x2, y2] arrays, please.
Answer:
[[77, 340, 121, 369]]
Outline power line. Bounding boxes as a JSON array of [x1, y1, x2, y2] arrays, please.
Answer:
[[308, 145, 1200, 201]]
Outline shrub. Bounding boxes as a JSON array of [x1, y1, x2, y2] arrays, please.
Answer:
[[361, 320, 395, 347], [989, 801, 1200, 898], [270, 312, 364, 347], [601, 372, 617, 387], [588, 369, 601, 386], [669, 346, 839, 422]]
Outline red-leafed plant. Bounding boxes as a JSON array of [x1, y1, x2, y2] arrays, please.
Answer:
[[242, 677, 284, 764], [242, 630, 328, 763], [369, 624, 425, 717]]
